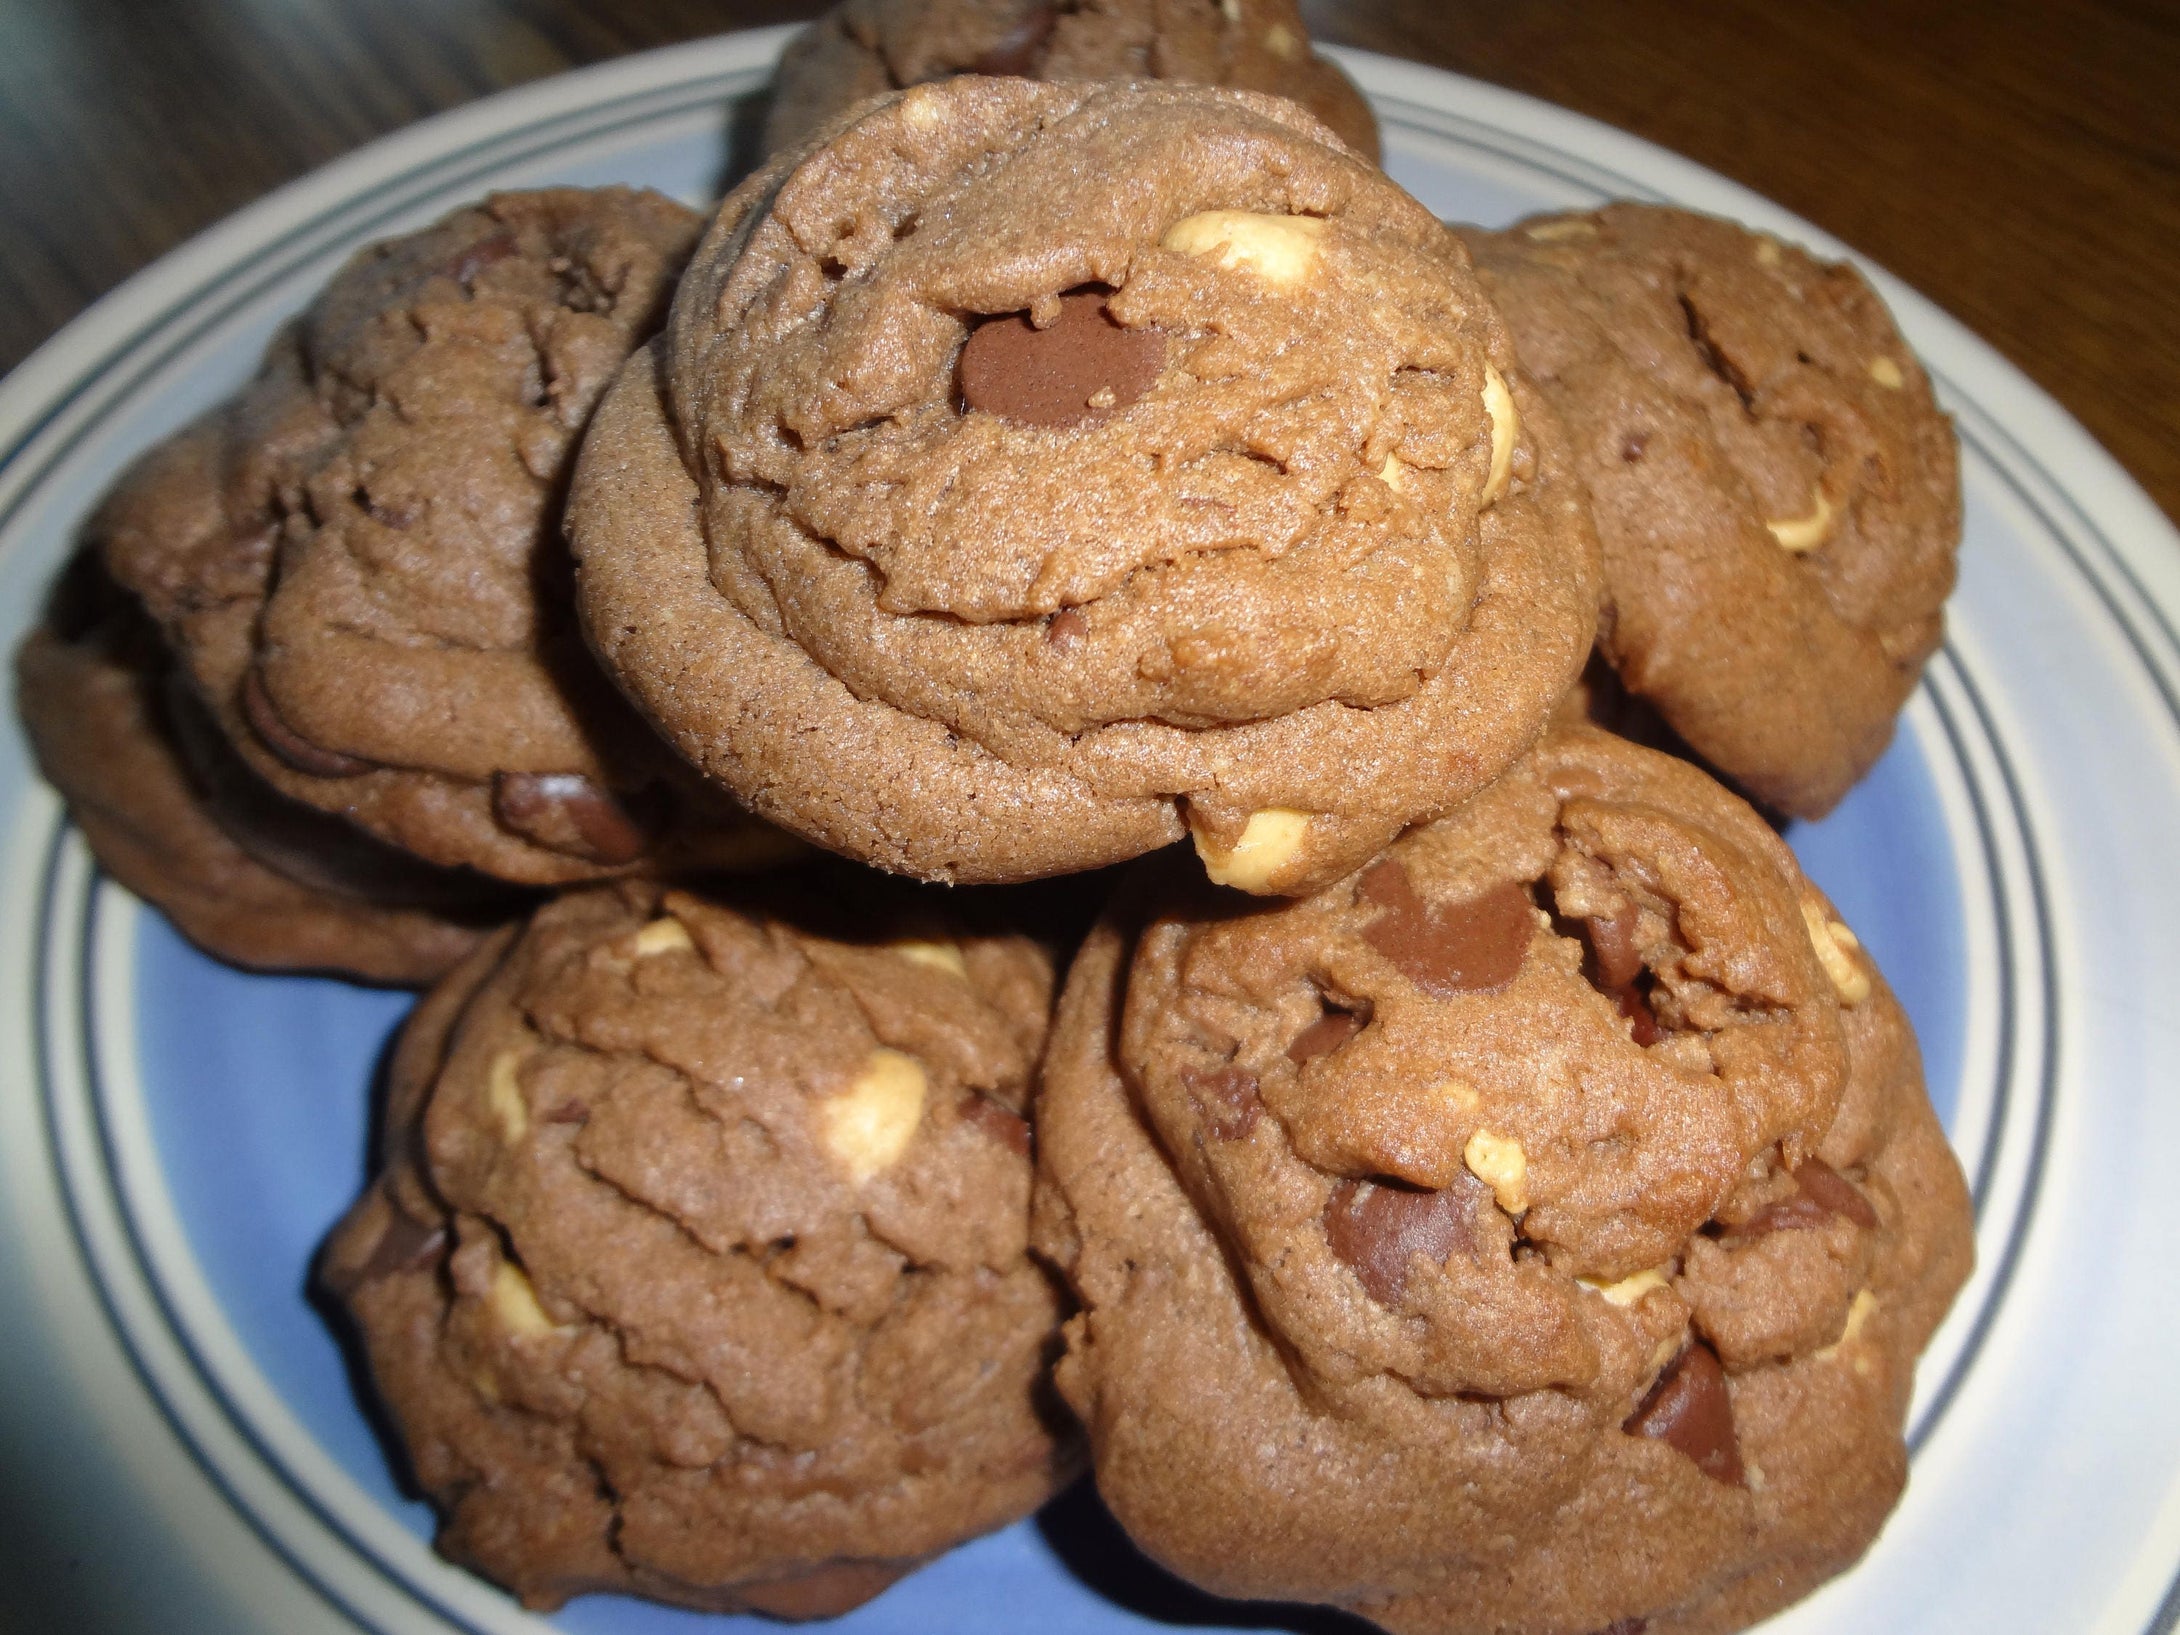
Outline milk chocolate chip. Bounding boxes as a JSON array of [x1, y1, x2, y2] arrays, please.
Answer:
[[327, 1203, 447, 1297], [958, 1092, 1033, 1156], [1288, 1004, 1365, 1063], [1625, 1340, 1744, 1486], [1584, 899, 1645, 989], [1324, 1176, 1477, 1305], [492, 771, 650, 865], [958, 289, 1163, 429], [1360, 860, 1533, 997], [1182, 1065, 1262, 1142], [241, 667, 373, 779], [1732, 1156, 1879, 1238]]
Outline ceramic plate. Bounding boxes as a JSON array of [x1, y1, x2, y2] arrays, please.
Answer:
[[4, 29, 2178, 1635]]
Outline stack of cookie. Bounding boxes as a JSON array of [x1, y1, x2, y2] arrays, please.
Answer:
[[15, 15, 1973, 1633]]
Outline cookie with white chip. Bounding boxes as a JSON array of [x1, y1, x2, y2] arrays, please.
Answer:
[[1032, 722, 1972, 1633], [572, 78, 1597, 897], [764, 0, 1379, 163], [97, 188, 792, 887], [322, 877, 1071, 1615], [1457, 204, 1961, 818]]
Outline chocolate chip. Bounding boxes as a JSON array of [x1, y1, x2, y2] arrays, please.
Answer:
[[1730, 1156, 1877, 1238], [1324, 1176, 1476, 1305], [328, 1204, 447, 1297], [1288, 1005, 1365, 1063], [958, 289, 1164, 429], [969, 0, 1057, 74], [1619, 433, 1649, 464], [1359, 860, 1533, 997], [1792, 1156, 1879, 1228], [1046, 607, 1088, 650], [1591, 1620, 1648, 1635], [1624, 1340, 1744, 1486], [492, 771, 650, 865], [240, 667, 374, 778], [1182, 1065, 1261, 1142], [958, 1093, 1033, 1157], [544, 1100, 591, 1126], [1614, 981, 1661, 1047], [1583, 899, 1644, 989]]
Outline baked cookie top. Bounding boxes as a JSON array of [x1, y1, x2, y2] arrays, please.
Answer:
[[15, 555, 505, 985], [1460, 204, 1961, 817], [97, 188, 787, 885], [1033, 722, 1972, 1632], [322, 879, 1068, 1614], [573, 79, 1597, 895], [764, 0, 1380, 163]]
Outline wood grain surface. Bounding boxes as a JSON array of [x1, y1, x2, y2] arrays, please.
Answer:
[[1, 0, 2173, 523]]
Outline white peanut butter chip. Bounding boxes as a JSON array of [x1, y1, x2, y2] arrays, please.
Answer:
[[1868, 356, 1906, 390], [488, 1261, 561, 1337], [1192, 807, 1310, 892], [891, 939, 969, 979], [1800, 896, 1872, 1005], [487, 1049, 528, 1144], [1163, 211, 1326, 289], [1481, 364, 1517, 505], [1754, 236, 1785, 268], [1263, 22, 1299, 58], [1580, 1266, 1670, 1307], [1377, 454, 1408, 494], [1464, 1128, 1529, 1214], [632, 915, 694, 957], [1434, 1076, 1481, 1113], [1817, 1287, 1879, 1374], [1522, 217, 1597, 242], [820, 1048, 929, 1183], [1766, 488, 1835, 553], [899, 85, 945, 128]]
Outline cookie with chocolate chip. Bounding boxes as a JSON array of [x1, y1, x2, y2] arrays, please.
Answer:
[[572, 79, 1597, 897], [1458, 204, 1961, 817], [764, 0, 1379, 163], [321, 877, 1070, 1614], [1032, 721, 1972, 1634], [97, 188, 792, 887], [14, 554, 509, 984]]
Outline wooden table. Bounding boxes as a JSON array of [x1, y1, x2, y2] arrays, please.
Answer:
[[2, 0, 2173, 525]]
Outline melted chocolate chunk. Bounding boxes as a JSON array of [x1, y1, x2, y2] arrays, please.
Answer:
[[1591, 1620, 1648, 1635], [328, 1204, 447, 1297], [1288, 1004, 1365, 1063], [958, 289, 1164, 429], [544, 1100, 591, 1126], [452, 230, 519, 287], [1584, 899, 1645, 989], [1624, 1340, 1744, 1486], [492, 771, 650, 865], [1730, 1156, 1878, 1238], [1323, 1176, 1477, 1305], [1613, 980, 1661, 1046], [958, 1093, 1033, 1157], [1182, 1065, 1262, 1142], [969, 1, 1057, 74], [1046, 607, 1088, 650], [241, 667, 374, 779], [1359, 860, 1533, 997]]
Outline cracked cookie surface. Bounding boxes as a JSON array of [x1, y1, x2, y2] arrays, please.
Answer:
[[572, 79, 1597, 896], [764, 0, 1379, 163], [322, 878, 1069, 1614], [1459, 204, 1961, 817], [96, 188, 790, 886], [1032, 723, 1972, 1634]]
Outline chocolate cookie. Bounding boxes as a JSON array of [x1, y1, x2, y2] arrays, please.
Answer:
[[97, 188, 792, 886], [321, 879, 1071, 1615], [572, 79, 1597, 897], [1458, 204, 1961, 817], [764, 0, 1380, 163], [1032, 722, 1972, 1634], [15, 556, 507, 985]]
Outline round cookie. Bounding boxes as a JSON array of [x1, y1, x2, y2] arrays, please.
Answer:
[[98, 188, 791, 887], [571, 79, 1598, 897], [764, 0, 1380, 164], [15, 556, 508, 985], [1458, 204, 1961, 818], [1032, 722, 1972, 1634], [321, 879, 1072, 1615]]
